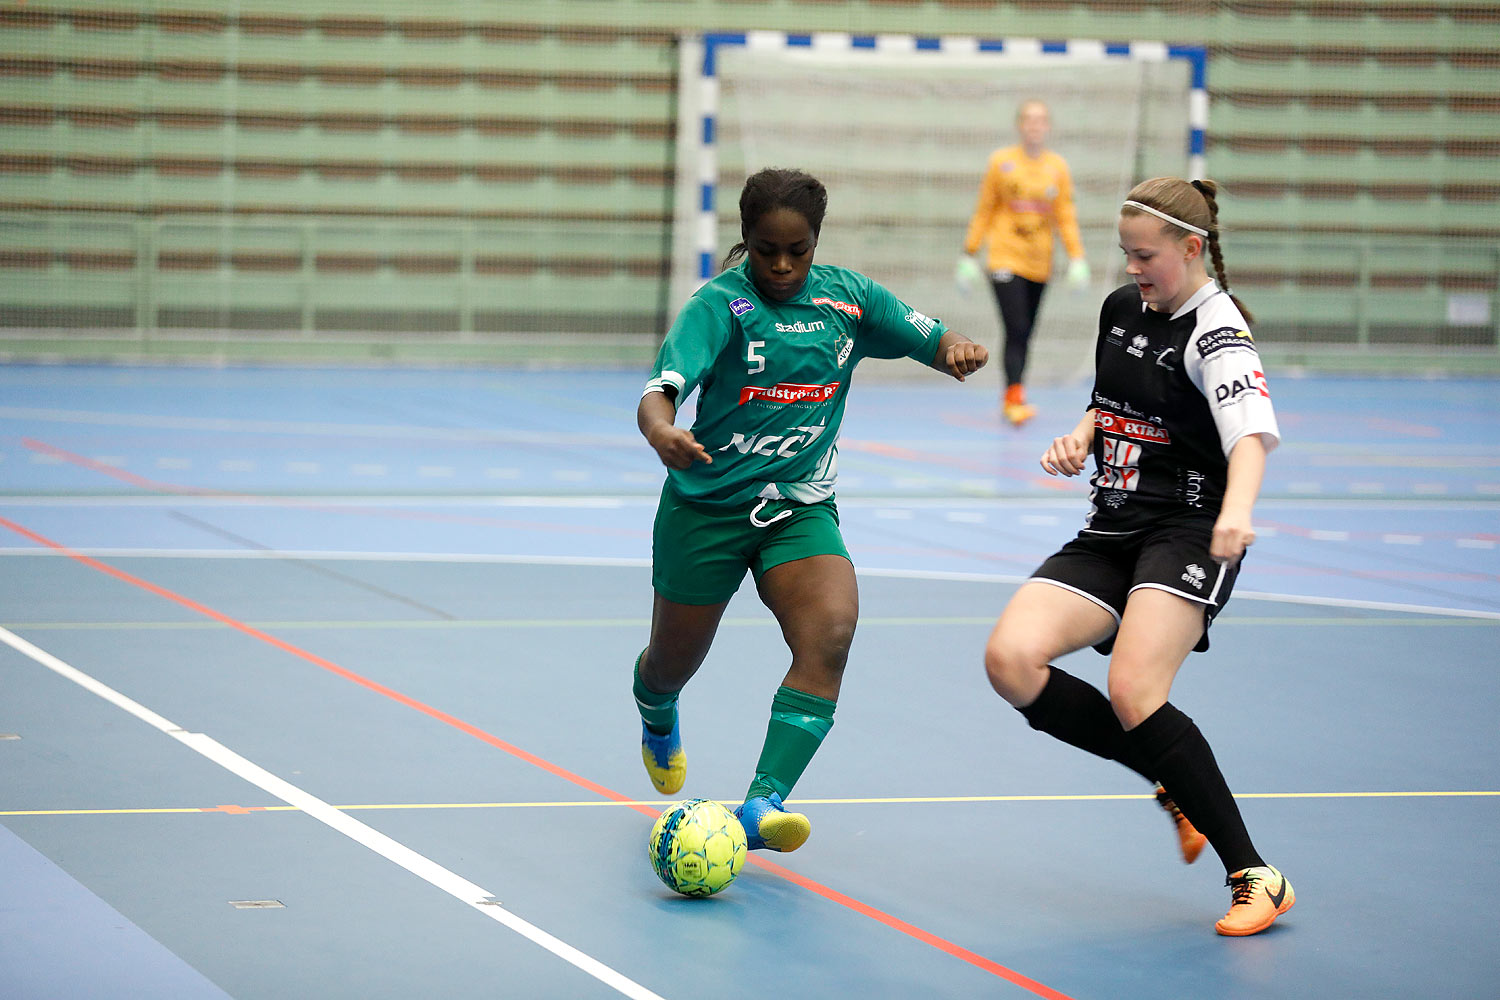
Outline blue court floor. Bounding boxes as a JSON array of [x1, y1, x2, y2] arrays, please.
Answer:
[[1, 364, 1497, 999]]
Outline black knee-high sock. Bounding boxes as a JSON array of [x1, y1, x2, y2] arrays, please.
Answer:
[[1018, 667, 1152, 780], [1124, 702, 1264, 873]]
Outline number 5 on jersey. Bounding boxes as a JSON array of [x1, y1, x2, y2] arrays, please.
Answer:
[[746, 340, 766, 374]]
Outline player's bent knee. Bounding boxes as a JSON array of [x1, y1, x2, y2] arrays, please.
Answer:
[[785, 617, 854, 681], [791, 607, 855, 655], [826, 615, 856, 659], [983, 635, 1042, 700], [1106, 672, 1165, 729], [814, 626, 856, 678]]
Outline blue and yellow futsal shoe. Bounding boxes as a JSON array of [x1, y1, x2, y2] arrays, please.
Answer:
[[735, 792, 811, 853], [640, 719, 685, 795]]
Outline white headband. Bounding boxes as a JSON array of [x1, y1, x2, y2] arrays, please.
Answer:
[[1122, 200, 1208, 237]]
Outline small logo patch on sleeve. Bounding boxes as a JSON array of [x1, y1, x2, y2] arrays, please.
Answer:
[[1196, 326, 1255, 359]]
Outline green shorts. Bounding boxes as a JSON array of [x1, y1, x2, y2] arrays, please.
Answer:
[[651, 480, 851, 606]]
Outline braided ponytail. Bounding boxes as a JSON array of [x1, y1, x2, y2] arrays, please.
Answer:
[[1190, 179, 1254, 324]]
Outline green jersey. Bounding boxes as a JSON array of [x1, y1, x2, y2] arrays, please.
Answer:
[[645, 261, 947, 506]]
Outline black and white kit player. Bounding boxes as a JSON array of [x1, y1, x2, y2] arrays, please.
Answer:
[[1086, 280, 1279, 532], [1034, 280, 1280, 647]]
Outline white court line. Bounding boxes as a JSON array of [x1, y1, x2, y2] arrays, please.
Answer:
[[5, 548, 1497, 621], [0, 625, 666, 1000], [0, 548, 656, 567], [0, 495, 639, 508], [857, 567, 1500, 620], [0, 405, 639, 445], [4, 494, 1500, 513]]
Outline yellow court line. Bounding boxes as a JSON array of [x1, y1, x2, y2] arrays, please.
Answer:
[[5, 789, 1497, 817]]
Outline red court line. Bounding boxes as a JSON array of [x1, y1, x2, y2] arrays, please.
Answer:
[[748, 852, 1074, 999], [0, 514, 631, 807], [23, 437, 226, 495], [0, 513, 1075, 1000]]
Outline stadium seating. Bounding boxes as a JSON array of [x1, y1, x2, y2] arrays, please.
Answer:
[[0, 2, 1495, 365]]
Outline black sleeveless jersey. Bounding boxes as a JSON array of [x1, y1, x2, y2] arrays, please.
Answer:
[[1084, 282, 1280, 533]]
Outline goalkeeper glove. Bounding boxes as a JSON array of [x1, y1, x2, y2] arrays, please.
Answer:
[[955, 255, 983, 296], [1065, 258, 1091, 287]]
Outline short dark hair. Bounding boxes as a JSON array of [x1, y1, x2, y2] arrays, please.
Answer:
[[721, 168, 828, 270]]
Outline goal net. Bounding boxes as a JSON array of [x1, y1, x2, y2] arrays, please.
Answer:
[[673, 33, 1202, 386]]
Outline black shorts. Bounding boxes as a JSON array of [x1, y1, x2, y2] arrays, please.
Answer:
[[1030, 518, 1241, 654]]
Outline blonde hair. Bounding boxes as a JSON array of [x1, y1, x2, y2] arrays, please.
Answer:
[[1121, 177, 1253, 324], [1016, 98, 1049, 120]]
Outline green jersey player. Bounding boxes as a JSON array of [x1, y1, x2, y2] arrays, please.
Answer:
[[633, 168, 987, 853]]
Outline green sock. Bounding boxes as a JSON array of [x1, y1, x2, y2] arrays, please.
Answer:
[[745, 685, 837, 802], [632, 650, 678, 736]]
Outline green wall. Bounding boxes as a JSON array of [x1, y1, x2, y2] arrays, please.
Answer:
[[1, 1, 1496, 369]]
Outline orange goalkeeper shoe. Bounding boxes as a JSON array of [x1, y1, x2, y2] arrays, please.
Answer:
[[1003, 383, 1036, 426], [1216, 865, 1295, 936]]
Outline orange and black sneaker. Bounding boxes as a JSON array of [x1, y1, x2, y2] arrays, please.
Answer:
[[1215, 865, 1295, 936], [1003, 383, 1036, 427], [1155, 784, 1207, 864]]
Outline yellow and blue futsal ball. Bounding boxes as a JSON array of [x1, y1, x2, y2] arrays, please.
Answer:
[[648, 798, 747, 897]]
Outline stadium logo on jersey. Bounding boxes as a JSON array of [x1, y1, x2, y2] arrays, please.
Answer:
[[1127, 334, 1148, 358], [1196, 326, 1255, 359], [730, 297, 755, 317], [739, 381, 840, 406], [720, 422, 828, 458], [1214, 370, 1271, 406], [1106, 325, 1126, 346], [904, 309, 938, 338], [1095, 410, 1171, 444], [1181, 563, 1207, 591], [812, 297, 862, 319], [774, 320, 826, 334]]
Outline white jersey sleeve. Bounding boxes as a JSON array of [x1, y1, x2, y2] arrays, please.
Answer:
[[1183, 294, 1280, 457]]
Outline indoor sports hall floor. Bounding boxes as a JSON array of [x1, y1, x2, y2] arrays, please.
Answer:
[[1, 363, 1496, 1000]]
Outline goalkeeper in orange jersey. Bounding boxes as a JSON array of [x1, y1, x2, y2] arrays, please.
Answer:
[[958, 99, 1090, 426]]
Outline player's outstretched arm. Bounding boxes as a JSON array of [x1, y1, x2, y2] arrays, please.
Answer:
[[930, 331, 989, 382], [639, 389, 712, 469], [1040, 409, 1096, 477]]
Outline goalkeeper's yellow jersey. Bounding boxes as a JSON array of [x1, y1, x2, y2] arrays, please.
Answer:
[[963, 145, 1084, 284]]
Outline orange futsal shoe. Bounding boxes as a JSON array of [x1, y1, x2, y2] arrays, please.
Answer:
[[1155, 784, 1207, 864], [1003, 383, 1036, 426], [1215, 865, 1295, 936]]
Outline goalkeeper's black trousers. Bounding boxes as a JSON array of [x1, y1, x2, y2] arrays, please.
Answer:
[[988, 272, 1047, 387]]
